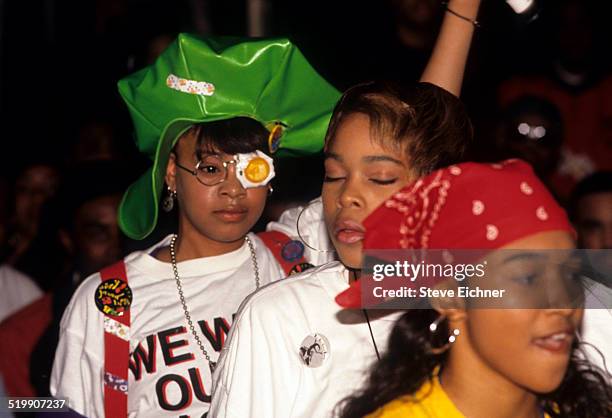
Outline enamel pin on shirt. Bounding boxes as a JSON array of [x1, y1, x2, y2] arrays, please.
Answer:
[[299, 334, 330, 368], [94, 278, 133, 317]]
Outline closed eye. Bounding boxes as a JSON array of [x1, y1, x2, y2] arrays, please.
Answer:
[[323, 176, 345, 182], [370, 178, 398, 185]]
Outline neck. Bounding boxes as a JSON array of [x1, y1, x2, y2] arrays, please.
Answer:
[[155, 224, 245, 262], [440, 343, 541, 418], [349, 268, 361, 283]]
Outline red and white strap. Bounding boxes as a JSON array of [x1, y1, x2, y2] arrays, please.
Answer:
[[100, 261, 130, 418]]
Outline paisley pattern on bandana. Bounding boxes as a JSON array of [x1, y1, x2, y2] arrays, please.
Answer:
[[384, 170, 451, 249], [366, 159, 573, 251]]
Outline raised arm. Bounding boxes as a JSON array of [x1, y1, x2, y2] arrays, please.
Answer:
[[420, 0, 482, 96]]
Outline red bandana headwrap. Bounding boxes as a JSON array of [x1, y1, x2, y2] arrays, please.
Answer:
[[335, 159, 574, 308]]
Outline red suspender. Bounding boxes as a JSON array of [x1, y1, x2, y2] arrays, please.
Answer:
[[100, 261, 130, 418], [256, 231, 310, 276]]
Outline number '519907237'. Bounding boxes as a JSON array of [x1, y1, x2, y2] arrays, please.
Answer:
[[2, 397, 69, 412]]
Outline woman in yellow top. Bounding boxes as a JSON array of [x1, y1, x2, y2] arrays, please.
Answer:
[[334, 161, 612, 418]]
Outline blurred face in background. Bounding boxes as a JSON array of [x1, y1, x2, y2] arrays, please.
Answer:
[[575, 192, 612, 250], [497, 97, 563, 181], [504, 113, 562, 178], [69, 194, 122, 276], [14, 164, 60, 236]]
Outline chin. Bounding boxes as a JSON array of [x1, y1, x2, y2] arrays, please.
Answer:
[[518, 365, 569, 394], [205, 225, 253, 243], [525, 377, 566, 395], [335, 246, 363, 270]]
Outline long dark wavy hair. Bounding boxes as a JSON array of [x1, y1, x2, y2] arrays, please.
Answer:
[[337, 309, 612, 418]]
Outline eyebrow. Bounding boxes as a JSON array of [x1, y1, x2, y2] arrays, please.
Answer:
[[502, 252, 546, 264], [324, 152, 404, 166], [362, 155, 405, 165]]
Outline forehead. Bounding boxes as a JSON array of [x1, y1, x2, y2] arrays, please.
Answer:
[[19, 165, 59, 184], [326, 113, 405, 162], [501, 231, 575, 251]]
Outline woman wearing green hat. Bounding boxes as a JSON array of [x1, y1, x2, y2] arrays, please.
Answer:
[[50, 35, 340, 418], [51, 1, 481, 416]]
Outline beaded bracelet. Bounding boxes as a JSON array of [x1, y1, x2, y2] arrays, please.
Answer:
[[442, 1, 480, 28]]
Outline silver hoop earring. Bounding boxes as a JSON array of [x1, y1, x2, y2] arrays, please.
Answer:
[[268, 185, 274, 196], [162, 187, 177, 212], [296, 199, 335, 254], [428, 314, 460, 355]]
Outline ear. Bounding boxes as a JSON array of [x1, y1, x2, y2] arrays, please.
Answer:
[[428, 280, 467, 324], [165, 152, 177, 192]]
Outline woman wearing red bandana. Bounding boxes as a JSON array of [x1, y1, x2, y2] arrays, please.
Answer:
[[335, 160, 612, 418]]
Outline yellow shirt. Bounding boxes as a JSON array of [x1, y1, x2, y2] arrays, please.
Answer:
[[366, 377, 551, 418]]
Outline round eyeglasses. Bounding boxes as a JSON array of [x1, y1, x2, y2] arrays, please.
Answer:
[[175, 151, 275, 188], [175, 155, 238, 186]]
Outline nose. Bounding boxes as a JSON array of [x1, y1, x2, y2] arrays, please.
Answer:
[[218, 164, 246, 199], [544, 267, 584, 311], [338, 176, 364, 209]]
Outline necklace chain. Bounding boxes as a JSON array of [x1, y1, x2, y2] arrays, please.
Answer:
[[170, 234, 260, 371]]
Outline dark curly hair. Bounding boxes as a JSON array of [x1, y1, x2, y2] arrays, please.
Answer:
[[337, 309, 612, 418]]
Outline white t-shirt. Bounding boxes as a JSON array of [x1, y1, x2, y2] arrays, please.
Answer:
[[0, 264, 42, 322], [582, 282, 612, 376], [50, 234, 284, 418], [266, 197, 336, 267], [210, 262, 402, 418]]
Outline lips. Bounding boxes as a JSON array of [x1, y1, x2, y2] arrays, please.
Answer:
[[532, 329, 575, 354], [334, 219, 365, 244], [214, 206, 248, 222]]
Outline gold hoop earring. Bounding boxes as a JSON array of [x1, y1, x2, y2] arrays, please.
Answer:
[[428, 314, 460, 355]]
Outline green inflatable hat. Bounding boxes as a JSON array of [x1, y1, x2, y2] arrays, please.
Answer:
[[118, 34, 340, 240]]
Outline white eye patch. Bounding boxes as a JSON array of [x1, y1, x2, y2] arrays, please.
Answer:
[[235, 150, 275, 189]]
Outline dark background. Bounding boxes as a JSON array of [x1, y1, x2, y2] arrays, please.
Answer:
[[1, 0, 609, 172]]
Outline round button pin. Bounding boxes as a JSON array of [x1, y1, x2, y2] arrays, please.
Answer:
[[299, 333, 330, 368], [281, 240, 305, 262], [94, 278, 133, 317]]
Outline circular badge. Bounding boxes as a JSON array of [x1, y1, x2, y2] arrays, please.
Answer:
[[94, 279, 133, 317], [289, 262, 314, 276], [245, 157, 271, 183], [281, 240, 305, 262], [299, 333, 330, 368]]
